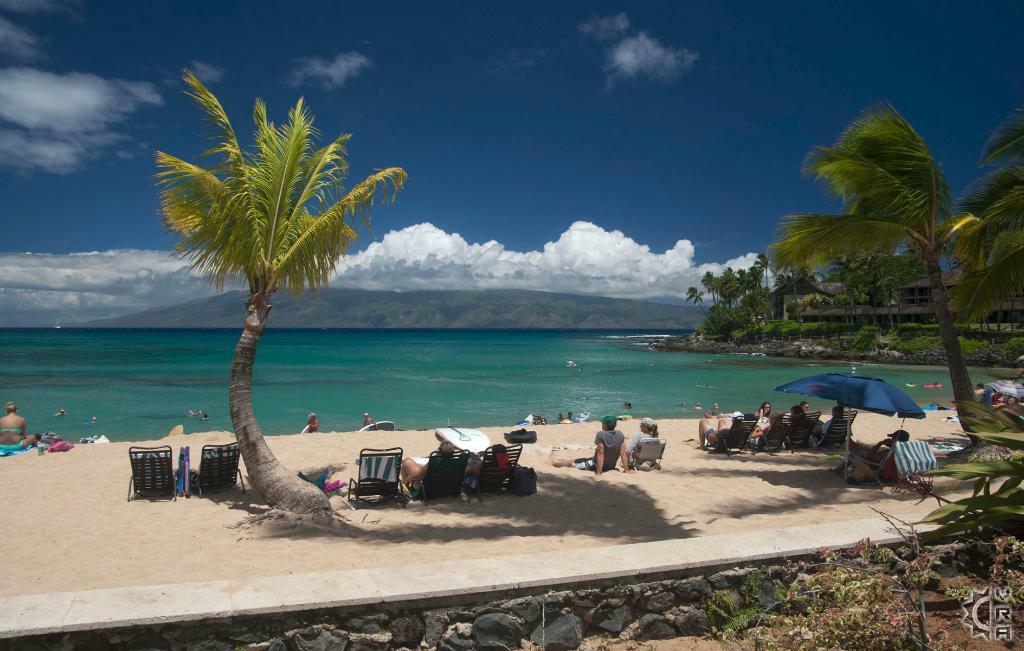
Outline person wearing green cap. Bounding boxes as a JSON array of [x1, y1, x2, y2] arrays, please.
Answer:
[[548, 414, 633, 475]]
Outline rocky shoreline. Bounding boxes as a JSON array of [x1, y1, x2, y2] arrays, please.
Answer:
[[650, 333, 1020, 368]]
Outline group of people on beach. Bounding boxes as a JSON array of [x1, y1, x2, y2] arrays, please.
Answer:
[[301, 412, 377, 433], [697, 401, 845, 451]]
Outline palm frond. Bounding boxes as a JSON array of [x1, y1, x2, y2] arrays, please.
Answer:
[[981, 108, 1024, 165], [183, 72, 245, 171], [952, 232, 1024, 320], [773, 213, 911, 268], [272, 167, 408, 296], [961, 166, 1024, 229]]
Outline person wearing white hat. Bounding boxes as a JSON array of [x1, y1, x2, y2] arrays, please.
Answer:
[[363, 412, 375, 427], [625, 417, 660, 466]]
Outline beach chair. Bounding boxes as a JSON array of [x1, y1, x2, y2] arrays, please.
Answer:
[[127, 445, 176, 501], [761, 415, 793, 453], [722, 419, 757, 454], [347, 447, 405, 508], [822, 409, 858, 449], [847, 432, 937, 489], [189, 443, 246, 497], [788, 411, 821, 449], [634, 437, 667, 464], [475, 443, 523, 499], [420, 450, 470, 505]]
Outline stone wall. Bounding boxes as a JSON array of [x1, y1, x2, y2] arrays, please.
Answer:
[[8, 564, 796, 651]]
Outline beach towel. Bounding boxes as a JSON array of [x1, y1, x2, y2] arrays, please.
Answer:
[[893, 440, 937, 477], [358, 455, 398, 483], [299, 467, 331, 490], [47, 441, 74, 453], [0, 445, 35, 457]]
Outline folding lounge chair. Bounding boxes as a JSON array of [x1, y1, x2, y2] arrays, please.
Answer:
[[762, 415, 793, 453], [189, 443, 246, 497], [128, 445, 175, 501], [788, 411, 821, 449], [847, 432, 937, 488], [347, 447, 405, 508], [420, 450, 470, 504], [722, 420, 757, 454], [634, 437, 667, 465], [474, 443, 523, 499], [821, 409, 858, 449]]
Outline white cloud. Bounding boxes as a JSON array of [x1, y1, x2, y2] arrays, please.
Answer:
[[0, 222, 756, 326], [605, 32, 698, 87], [333, 221, 755, 299], [579, 13, 630, 40], [288, 52, 372, 89], [0, 15, 39, 59], [189, 60, 224, 83], [0, 68, 162, 173]]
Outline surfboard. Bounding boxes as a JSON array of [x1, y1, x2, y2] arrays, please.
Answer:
[[359, 420, 396, 432], [435, 427, 491, 453]]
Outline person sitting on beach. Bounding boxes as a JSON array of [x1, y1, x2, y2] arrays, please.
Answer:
[[975, 383, 986, 401], [996, 396, 1024, 419], [363, 412, 375, 427], [846, 430, 908, 483], [549, 415, 633, 475], [0, 402, 37, 449], [626, 417, 661, 469], [303, 412, 319, 433], [400, 439, 458, 486], [698, 413, 732, 450]]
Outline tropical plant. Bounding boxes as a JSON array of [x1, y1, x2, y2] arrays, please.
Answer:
[[156, 73, 407, 514], [685, 286, 705, 313], [954, 108, 1024, 319], [921, 401, 1024, 538], [773, 103, 975, 408]]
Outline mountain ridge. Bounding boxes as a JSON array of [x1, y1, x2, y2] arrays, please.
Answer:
[[83, 288, 703, 329]]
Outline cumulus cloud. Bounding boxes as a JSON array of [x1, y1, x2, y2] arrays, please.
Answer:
[[0, 15, 39, 60], [0, 68, 162, 173], [0, 222, 756, 326], [288, 52, 372, 89], [605, 32, 698, 86], [578, 13, 630, 40], [189, 60, 224, 83]]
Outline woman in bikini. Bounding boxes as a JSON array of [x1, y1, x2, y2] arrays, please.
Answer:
[[0, 402, 37, 450]]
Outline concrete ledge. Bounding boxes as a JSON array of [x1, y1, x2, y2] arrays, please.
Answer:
[[0, 515, 921, 639]]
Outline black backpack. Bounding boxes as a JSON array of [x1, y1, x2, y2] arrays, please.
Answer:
[[505, 428, 537, 444], [510, 466, 537, 495]]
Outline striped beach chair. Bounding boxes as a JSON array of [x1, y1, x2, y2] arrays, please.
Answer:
[[893, 440, 938, 477], [347, 447, 405, 508]]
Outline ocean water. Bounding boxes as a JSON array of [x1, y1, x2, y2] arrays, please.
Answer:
[[0, 328, 1009, 442]]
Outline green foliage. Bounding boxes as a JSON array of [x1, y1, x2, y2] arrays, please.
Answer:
[[705, 569, 782, 635], [897, 322, 940, 336], [847, 331, 878, 353], [889, 336, 942, 355], [1005, 336, 1024, 360], [698, 304, 746, 339], [959, 338, 987, 356], [921, 401, 1024, 539], [157, 72, 406, 299]]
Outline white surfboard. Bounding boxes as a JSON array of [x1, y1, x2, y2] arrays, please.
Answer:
[[435, 427, 491, 454]]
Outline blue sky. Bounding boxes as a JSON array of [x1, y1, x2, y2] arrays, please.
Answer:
[[0, 0, 1021, 324]]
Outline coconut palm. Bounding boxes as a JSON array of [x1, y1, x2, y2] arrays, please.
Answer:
[[156, 73, 407, 514], [753, 253, 770, 293], [954, 108, 1024, 319], [685, 286, 705, 313], [773, 103, 975, 406]]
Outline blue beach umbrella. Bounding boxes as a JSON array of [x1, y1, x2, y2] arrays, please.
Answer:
[[774, 373, 925, 419]]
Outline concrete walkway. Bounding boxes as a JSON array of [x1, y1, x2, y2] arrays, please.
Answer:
[[0, 515, 921, 639]]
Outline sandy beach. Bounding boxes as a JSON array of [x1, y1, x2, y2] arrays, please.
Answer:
[[0, 413, 968, 598]]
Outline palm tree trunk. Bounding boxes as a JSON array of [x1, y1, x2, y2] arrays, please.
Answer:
[[924, 256, 974, 405], [230, 293, 331, 515]]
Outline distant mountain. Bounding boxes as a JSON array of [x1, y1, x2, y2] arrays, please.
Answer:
[[83, 288, 703, 329]]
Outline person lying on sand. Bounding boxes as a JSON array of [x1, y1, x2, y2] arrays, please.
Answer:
[[549, 415, 633, 476], [0, 402, 37, 449], [698, 414, 732, 450]]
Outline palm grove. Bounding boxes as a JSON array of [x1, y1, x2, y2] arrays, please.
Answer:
[[690, 104, 1024, 415]]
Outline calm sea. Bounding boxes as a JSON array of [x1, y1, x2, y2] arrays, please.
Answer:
[[0, 328, 1005, 442]]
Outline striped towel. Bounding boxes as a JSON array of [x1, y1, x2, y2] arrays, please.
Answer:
[[359, 455, 398, 483], [893, 440, 937, 477]]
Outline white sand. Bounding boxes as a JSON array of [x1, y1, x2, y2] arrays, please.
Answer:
[[0, 413, 968, 597]]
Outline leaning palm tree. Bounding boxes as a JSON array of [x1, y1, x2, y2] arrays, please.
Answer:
[[953, 108, 1024, 319], [773, 103, 974, 406], [156, 73, 407, 514], [685, 286, 705, 313]]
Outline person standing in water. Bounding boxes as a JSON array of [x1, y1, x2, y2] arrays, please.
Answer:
[[363, 412, 375, 427], [303, 413, 319, 433]]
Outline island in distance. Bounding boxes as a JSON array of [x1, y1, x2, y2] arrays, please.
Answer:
[[84, 288, 704, 330]]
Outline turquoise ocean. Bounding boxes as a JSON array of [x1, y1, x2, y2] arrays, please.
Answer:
[[0, 329, 1009, 442]]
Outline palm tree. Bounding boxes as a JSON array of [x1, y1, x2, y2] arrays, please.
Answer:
[[701, 271, 718, 304], [753, 253, 771, 295], [954, 108, 1024, 319], [685, 286, 705, 313], [773, 104, 974, 406], [156, 73, 407, 514]]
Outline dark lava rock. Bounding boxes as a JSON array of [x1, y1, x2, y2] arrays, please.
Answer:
[[472, 613, 524, 650], [530, 613, 583, 651]]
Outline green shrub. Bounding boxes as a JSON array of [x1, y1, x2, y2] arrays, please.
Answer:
[[1005, 337, 1024, 360], [889, 336, 941, 355], [959, 337, 987, 356], [897, 322, 940, 336], [699, 304, 746, 339], [848, 331, 878, 353]]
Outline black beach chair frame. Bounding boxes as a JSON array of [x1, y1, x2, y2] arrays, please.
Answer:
[[190, 443, 246, 497], [128, 445, 176, 501], [723, 420, 757, 455], [421, 450, 470, 505], [348, 447, 406, 508], [473, 444, 523, 500]]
